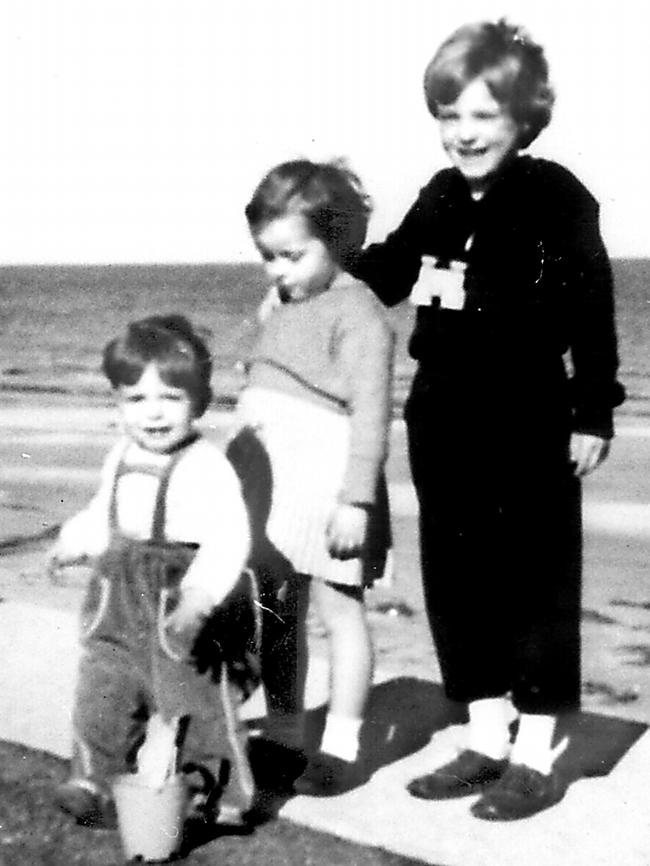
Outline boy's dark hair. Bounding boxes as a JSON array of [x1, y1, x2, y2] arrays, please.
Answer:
[[245, 159, 372, 268], [424, 19, 555, 149], [102, 315, 213, 417]]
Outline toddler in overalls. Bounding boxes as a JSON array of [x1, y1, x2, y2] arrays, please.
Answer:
[[48, 315, 258, 828]]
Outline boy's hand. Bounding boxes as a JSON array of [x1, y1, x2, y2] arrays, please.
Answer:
[[570, 433, 610, 477], [326, 503, 369, 560], [46, 544, 87, 583], [167, 587, 214, 633]]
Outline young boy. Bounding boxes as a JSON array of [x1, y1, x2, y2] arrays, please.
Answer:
[[48, 314, 259, 828]]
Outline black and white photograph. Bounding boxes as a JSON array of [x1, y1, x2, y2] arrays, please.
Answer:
[[0, 1, 648, 863]]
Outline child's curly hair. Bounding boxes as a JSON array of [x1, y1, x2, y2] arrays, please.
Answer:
[[424, 19, 555, 149], [245, 159, 372, 268], [102, 314, 213, 417]]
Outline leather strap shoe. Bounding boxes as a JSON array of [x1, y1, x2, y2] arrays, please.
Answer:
[[293, 752, 368, 797], [471, 763, 565, 821], [407, 750, 508, 800]]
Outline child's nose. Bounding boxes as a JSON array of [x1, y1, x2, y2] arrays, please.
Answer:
[[266, 259, 286, 281], [145, 398, 164, 418], [457, 117, 477, 142]]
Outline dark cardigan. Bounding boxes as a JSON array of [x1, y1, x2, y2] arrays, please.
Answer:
[[354, 156, 625, 438]]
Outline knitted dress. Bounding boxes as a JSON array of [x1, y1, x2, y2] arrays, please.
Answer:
[[230, 272, 395, 587]]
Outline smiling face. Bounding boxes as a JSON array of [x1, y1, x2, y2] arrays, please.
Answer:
[[118, 363, 195, 454], [254, 213, 340, 303], [437, 77, 520, 197]]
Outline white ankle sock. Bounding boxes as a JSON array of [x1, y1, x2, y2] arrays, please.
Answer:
[[467, 697, 512, 760], [510, 714, 567, 775], [320, 713, 363, 762]]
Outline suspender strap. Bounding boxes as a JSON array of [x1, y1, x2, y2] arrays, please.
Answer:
[[108, 436, 199, 540], [150, 448, 186, 542]]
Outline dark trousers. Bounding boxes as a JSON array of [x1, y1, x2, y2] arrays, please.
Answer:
[[405, 375, 582, 715], [71, 540, 254, 810]]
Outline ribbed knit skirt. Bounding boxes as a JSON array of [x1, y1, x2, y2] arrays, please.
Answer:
[[233, 387, 389, 586]]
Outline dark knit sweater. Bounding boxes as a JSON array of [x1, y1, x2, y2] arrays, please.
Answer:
[[353, 155, 624, 438]]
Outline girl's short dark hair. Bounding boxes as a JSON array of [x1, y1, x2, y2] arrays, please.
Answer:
[[245, 159, 371, 268], [102, 315, 213, 417], [423, 19, 555, 148]]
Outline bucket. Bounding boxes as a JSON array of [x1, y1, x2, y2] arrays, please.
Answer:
[[112, 773, 188, 862]]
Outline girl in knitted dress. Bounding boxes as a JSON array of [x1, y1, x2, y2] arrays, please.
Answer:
[[229, 160, 395, 796]]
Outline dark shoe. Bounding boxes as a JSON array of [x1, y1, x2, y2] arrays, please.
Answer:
[[248, 737, 307, 795], [471, 763, 565, 821], [407, 750, 508, 800], [55, 781, 117, 829], [293, 752, 366, 797]]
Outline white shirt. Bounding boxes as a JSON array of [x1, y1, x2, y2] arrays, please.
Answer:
[[58, 436, 251, 607]]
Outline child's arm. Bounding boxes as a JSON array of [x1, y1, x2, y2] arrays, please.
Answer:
[[46, 443, 121, 578], [327, 291, 395, 559], [166, 447, 251, 632], [351, 174, 446, 307], [558, 177, 625, 473], [566, 205, 623, 437]]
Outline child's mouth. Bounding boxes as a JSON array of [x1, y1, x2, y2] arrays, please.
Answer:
[[458, 147, 487, 159]]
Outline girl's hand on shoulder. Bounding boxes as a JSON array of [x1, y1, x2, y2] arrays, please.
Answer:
[[570, 433, 610, 477], [326, 503, 369, 560]]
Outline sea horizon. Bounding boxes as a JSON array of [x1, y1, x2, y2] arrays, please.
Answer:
[[1, 259, 648, 418]]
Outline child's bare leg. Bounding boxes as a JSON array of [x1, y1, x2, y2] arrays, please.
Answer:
[[311, 579, 373, 761], [293, 579, 372, 796]]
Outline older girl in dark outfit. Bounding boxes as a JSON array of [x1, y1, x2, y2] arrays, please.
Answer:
[[353, 20, 624, 820]]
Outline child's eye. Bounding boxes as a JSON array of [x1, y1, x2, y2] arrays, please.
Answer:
[[124, 394, 144, 403], [285, 250, 304, 263]]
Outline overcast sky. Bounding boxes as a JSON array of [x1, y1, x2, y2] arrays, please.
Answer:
[[0, 0, 648, 264]]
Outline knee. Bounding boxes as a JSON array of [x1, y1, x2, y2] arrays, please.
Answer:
[[314, 583, 365, 635]]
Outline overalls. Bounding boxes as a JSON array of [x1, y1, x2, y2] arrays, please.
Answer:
[[70, 444, 259, 812]]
